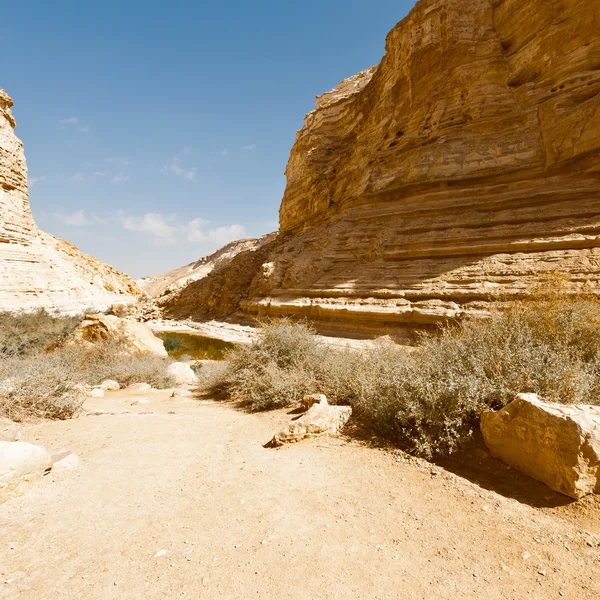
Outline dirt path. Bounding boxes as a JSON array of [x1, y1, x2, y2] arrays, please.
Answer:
[[1, 391, 600, 599]]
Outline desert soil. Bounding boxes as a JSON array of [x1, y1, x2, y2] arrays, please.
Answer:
[[1, 390, 600, 599]]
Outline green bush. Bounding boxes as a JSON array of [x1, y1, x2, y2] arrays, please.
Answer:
[[210, 291, 600, 458]]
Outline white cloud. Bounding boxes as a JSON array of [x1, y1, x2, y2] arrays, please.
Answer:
[[118, 211, 180, 245], [111, 174, 130, 185], [55, 209, 88, 226], [59, 117, 89, 133], [162, 157, 197, 181], [117, 211, 245, 248], [187, 220, 245, 245], [242, 144, 257, 151], [70, 173, 84, 182], [29, 176, 46, 187], [93, 171, 109, 177]]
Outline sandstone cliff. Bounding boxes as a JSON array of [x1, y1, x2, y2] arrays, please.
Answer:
[[241, 0, 600, 338], [0, 90, 140, 314]]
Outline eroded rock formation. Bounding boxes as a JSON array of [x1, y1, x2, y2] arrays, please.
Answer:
[[482, 394, 600, 499], [245, 0, 600, 338], [0, 89, 140, 313]]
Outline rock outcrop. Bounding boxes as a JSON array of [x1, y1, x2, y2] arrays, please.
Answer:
[[0, 89, 140, 313], [481, 394, 600, 499], [75, 314, 168, 357]]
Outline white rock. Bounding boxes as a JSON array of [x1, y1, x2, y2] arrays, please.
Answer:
[[130, 399, 151, 406], [167, 362, 197, 386], [170, 389, 194, 398], [481, 393, 600, 499], [51, 452, 80, 472], [100, 380, 120, 391], [0, 418, 21, 442], [268, 396, 352, 446], [0, 441, 52, 496], [90, 387, 105, 398], [127, 382, 152, 392]]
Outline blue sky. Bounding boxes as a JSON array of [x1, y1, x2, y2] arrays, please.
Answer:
[[4, 0, 416, 278]]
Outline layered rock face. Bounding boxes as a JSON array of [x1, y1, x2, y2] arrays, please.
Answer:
[[0, 89, 140, 313], [241, 0, 600, 338]]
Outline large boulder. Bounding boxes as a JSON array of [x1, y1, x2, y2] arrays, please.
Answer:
[[76, 314, 167, 357], [167, 362, 197, 386], [267, 396, 352, 447], [0, 441, 52, 499], [481, 394, 600, 499]]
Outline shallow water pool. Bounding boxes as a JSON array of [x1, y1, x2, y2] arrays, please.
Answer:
[[157, 331, 234, 361]]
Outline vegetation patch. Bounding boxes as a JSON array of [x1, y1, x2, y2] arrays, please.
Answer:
[[204, 287, 600, 458], [0, 309, 174, 422]]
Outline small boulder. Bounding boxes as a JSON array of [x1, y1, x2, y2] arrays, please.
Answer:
[[127, 382, 153, 392], [51, 452, 80, 472], [299, 393, 327, 412], [167, 362, 197, 386], [0, 418, 21, 442], [100, 380, 120, 391], [90, 387, 105, 398], [0, 441, 53, 497], [481, 394, 600, 499], [171, 389, 194, 398], [267, 396, 352, 447], [75, 314, 167, 357]]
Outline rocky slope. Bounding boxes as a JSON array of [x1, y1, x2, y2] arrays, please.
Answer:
[[139, 237, 274, 299], [0, 89, 140, 313], [156, 234, 277, 321], [239, 0, 600, 339]]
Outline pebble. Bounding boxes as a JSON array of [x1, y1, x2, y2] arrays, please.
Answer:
[[154, 550, 168, 558]]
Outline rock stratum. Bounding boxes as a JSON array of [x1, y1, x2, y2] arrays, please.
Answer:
[[0, 89, 140, 314]]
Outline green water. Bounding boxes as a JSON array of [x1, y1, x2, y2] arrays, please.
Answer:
[[157, 331, 234, 361]]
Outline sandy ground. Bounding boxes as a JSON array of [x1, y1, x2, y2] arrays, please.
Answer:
[[1, 390, 600, 599]]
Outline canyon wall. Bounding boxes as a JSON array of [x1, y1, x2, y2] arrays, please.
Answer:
[[238, 0, 600, 339], [0, 89, 140, 314]]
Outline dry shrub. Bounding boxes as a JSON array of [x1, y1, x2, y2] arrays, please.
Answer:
[[222, 321, 323, 410], [0, 312, 174, 421], [0, 309, 82, 357], [212, 288, 600, 457]]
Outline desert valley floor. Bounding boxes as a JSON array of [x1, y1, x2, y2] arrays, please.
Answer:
[[2, 390, 600, 600]]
